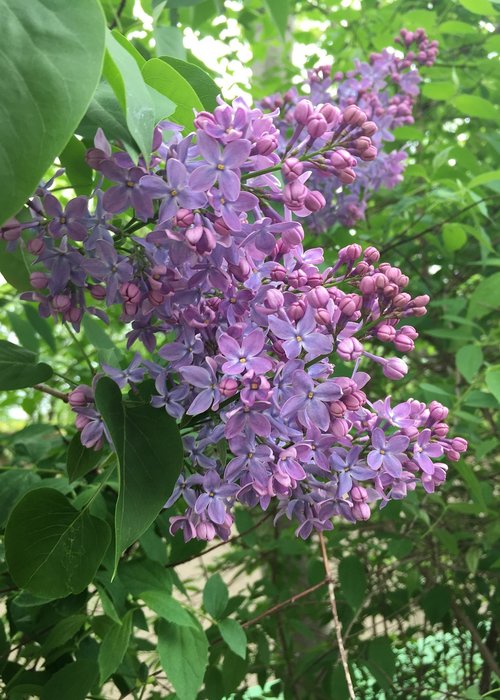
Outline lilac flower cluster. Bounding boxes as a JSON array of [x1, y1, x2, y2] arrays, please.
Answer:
[[2, 78, 466, 542], [261, 28, 439, 229]]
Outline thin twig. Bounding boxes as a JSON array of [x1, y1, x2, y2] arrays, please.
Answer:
[[34, 383, 69, 402], [318, 531, 356, 700], [452, 602, 500, 679], [109, 0, 126, 29], [242, 578, 328, 629]]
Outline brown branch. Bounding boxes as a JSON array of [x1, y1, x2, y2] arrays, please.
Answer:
[[165, 510, 274, 568], [319, 532, 356, 700], [380, 195, 500, 255], [34, 384, 69, 402], [452, 603, 500, 680]]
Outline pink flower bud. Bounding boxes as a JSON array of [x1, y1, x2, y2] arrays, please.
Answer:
[[0, 219, 21, 241], [393, 293, 412, 308], [315, 308, 331, 325], [393, 334, 414, 353], [376, 324, 397, 342], [429, 401, 448, 423], [288, 300, 306, 320], [265, 288, 284, 311], [342, 105, 367, 126], [174, 208, 194, 227], [270, 265, 287, 283], [451, 437, 468, 453], [307, 286, 330, 308], [338, 168, 356, 185], [351, 485, 367, 502], [30, 272, 48, 289], [120, 282, 141, 304], [306, 113, 328, 138], [284, 180, 308, 211], [53, 294, 71, 313], [330, 417, 349, 438], [219, 377, 238, 397], [287, 269, 308, 289], [338, 294, 361, 317], [383, 357, 408, 380], [339, 244, 362, 262], [359, 276, 376, 295], [304, 190, 326, 212], [361, 121, 377, 137], [330, 148, 355, 170], [337, 337, 363, 361], [68, 386, 92, 408], [282, 157, 303, 181], [28, 238, 44, 255], [352, 502, 371, 521], [361, 145, 377, 161], [329, 400, 345, 418], [319, 103, 341, 125], [294, 99, 314, 125], [433, 422, 449, 438], [90, 285, 106, 301], [66, 307, 82, 324]]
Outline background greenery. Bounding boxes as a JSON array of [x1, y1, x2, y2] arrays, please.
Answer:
[[0, 0, 499, 698]]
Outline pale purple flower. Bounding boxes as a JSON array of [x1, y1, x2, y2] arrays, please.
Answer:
[[281, 371, 342, 431], [218, 329, 272, 375], [83, 241, 133, 305], [151, 372, 189, 419], [269, 306, 333, 360], [331, 446, 374, 496], [194, 470, 238, 524], [140, 159, 206, 222], [101, 161, 153, 221], [102, 353, 145, 388], [44, 194, 89, 241], [413, 429, 443, 474], [180, 358, 220, 415], [190, 132, 252, 199], [367, 428, 410, 477]]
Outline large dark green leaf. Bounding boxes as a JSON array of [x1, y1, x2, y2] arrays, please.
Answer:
[[40, 660, 98, 700], [66, 433, 103, 483], [5, 488, 111, 598], [0, 470, 41, 528], [0, 0, 106, 225], [157, 619, 208, 700], [94, 377, 184, 573], [98, 610, 133, 683], [0, 240, 31, 291], [0, 339, 52, 390]]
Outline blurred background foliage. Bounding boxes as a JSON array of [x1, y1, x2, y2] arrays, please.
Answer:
[[0, 0, 499, 698]]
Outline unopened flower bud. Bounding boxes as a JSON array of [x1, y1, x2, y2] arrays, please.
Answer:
[[352, 502, 371, 520], [294, 99, 314, 125], [337, 337, 363, 361], [219, 377, 238, 397], [306, 113, 328, 138], [282, 157, 303, 181], [383, 357, 408, 380], [30, 272, 48, 289], [307, 286, 330, 308], [304, 190, 326, 212]]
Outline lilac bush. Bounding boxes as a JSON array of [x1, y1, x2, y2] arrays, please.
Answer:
[[2, 37, 466, 542], [262, 28, 439, 229]]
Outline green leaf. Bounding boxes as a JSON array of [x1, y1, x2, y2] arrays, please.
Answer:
[[155, 26, 186, 59], [469, 169, 500, 189], [465, 546, 481, 575], [468, 273, 500, 319], [264, 0, 290, 37], [439, 20, 478, 34], [98, 610, 133, 683], [452, 95, 500, 121], [0, 469, 41, 528], [0, 0, 105, 225], [458, 0, 496, 14], [421, 82, 456, 101], [456, 345, 483, 383], [421, 584, 451, 623], [40, 660, 98, 700], [365, 637, 395, 691], [142, 58, 203, 132], [442, 222, 467, 251], [5, 488, 110, 598], [66, 433, 103, 483], [485, 367, 500, 403], [203, 574, 229, 619], [7, 311, 39, 354], [78, 80, 131, 143], [160, 57, 219, 111], [82, 315, 123, 368], [118, 558, 173, 597], [141, 591, 196, 627], [218, 619, 247, 660], [0, 339, 52, 390], [104, 30, 156, 160], [339, 556, 367, 610], [41, 615, 87, 657], [94, 377, 184, 573], [59, 136, 93, 196], [157, 620, 208, 700], [0, 240, 31, 291], [24, 305, 56, 352]]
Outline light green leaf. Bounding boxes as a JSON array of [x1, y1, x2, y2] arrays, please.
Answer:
[[421, 82, 456, 101], [264, 0, 290, 37], [485, 366, 500, 403], [98, 610, 133, 683], [467, 273, 500, 319], [465, 546, 481, 575], [104, 30, 156, 160], [468, 170, 500, 188], [5, 488, 110, 598], [439, 20, 479, 34], [458, 0, 496, 14], [203, 574, 229, 619], [218, 619, 247, 659], [0, 239, 31, 292], [160, 56, 219, 111], [141, 590, 196, 627], [456, 345, 483, 383], [442, 222, 467, 251], [0, 339, 52, 390], [82, 315, 123, 368], [94, 377, 184, 574], [453, 95, 500, 121], [155, 26, 186, 59], [157, 620, 209, 700], [0, 0, 105, 225], [142, 58, 203, 132]]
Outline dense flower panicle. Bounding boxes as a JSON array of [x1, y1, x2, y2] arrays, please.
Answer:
[[261, 28, 438, 229], [4, 30, 466, 543]]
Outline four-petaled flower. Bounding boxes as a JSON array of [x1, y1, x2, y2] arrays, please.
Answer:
[[190, 132, 252, 200], [218, 329, 272, 375], [269, 306, 333, 360], [367, 428, 410, 477], [281, 370, 342, 431]]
